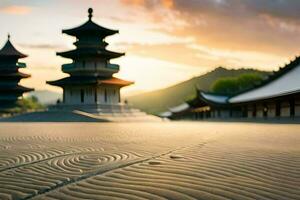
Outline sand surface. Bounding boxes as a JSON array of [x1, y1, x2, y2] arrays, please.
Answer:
[[0, 122, 299, 200]]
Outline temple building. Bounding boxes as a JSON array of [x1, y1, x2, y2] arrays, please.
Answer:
[[0, 35, 33, 111], [47, 8, 133, 111], [166, 56, 300, 121]]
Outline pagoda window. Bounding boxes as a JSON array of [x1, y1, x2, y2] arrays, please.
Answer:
[[80, 89, 84, 103], [104, 88, 107, 102]]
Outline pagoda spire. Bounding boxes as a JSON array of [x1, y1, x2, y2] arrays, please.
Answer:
[[88, 8, 93, 21], [7, 33, 10, 40]]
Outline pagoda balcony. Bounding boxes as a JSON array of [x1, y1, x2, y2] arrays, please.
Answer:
[[107, 63, 120, 70], [16, 62, 27, 68], [62, 63, 120, 74]]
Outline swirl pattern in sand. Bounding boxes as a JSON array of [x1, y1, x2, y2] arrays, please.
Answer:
[[0, 122, 299, 200]]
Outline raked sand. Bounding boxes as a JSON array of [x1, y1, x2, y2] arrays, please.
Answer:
[[0, 122, 299, 200]]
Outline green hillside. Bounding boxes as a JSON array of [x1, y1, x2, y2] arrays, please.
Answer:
[[128, 67, 270, 115]]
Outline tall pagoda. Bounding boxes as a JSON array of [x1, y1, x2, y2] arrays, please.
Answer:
[[0, 35, 33, 110], [47, 8, 133, 109]]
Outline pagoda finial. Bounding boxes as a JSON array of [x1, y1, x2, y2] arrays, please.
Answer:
[[88, 8, 93, 20], [7, 33, 10, 40]]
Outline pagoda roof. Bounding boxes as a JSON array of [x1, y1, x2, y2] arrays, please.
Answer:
[[0, 71, 31, 78], [47, 76, 133, 87], [0, 85, 33, 92], [100, 77, 134, 86], [62, 8, 118, 37], [57, 48, 125, 59], [0, 36, 27, 58]]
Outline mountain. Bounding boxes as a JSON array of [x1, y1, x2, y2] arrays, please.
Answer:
[[27, 90, 62, 105], [128, 67, 270, 115]]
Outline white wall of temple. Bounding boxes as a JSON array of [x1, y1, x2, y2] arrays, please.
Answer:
[[63, 85, 121, 105]]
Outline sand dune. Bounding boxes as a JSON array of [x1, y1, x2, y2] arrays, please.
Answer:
[[0, 122, 299, 200]]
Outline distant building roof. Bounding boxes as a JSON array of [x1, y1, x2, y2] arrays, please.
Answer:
[[189, 57, 300, 107], [229, 57, 300, 103], [159, 111, 173, 118], [169, 103, 190, 113], [0, 36, 27, 58], [62, 8, 118, 37], [200, 91, 229, 104]]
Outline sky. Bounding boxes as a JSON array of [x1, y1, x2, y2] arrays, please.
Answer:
[[0, 0, 300, 96]]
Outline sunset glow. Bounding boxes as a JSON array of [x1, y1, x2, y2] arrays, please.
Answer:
[[0, 0, 298, 95]]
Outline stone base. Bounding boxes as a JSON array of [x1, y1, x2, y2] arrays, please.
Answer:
[[49, 104, 160, 121], [0, 104, 161, 122]]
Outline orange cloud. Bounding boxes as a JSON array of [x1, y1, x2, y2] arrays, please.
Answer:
[[0, 6, 32, 15], [162, 0, 174, 8], [121, 0, 145, 6], [121, 0, 174, 8]]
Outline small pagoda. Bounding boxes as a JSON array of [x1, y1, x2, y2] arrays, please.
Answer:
[[0, 35, 33, 110], [47, 8, 133, 109]]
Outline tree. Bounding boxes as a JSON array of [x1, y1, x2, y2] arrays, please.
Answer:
[[9, 96, 45, 113], [211, 73, 263, 95]]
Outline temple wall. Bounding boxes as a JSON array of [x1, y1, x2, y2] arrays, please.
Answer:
[[232, 110, 243, 118], [211, 110, 216, 118], [64, 87, 80, 104], [64, 86, 120, 105], [220, 110, 230, 118], [281, 101, 290, 117], [268, 103, 276, 118], [256, 105, 264, 118], [295, 99, 300, 117], [247, 105, 254, 118]]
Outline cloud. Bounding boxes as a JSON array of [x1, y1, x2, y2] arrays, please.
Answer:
[[120, 0, 300, 58], [121, 0, 173, 8], [19, 44, 65, 50], [121, 42, 286, 70], [0, 5, 32, 15]]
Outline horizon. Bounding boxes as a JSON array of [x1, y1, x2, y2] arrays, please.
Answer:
[[1, 0, 299, 95]]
